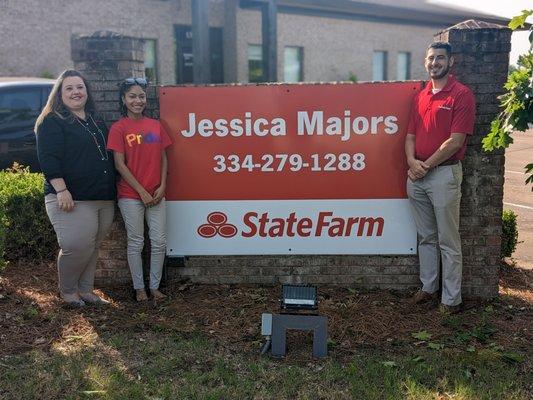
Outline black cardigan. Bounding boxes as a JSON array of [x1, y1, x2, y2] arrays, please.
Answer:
[[36, 113, 116, 200]]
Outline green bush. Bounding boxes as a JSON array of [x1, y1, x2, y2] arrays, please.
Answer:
[[501, 210, 519, 258], [0, 164, 57, 271]]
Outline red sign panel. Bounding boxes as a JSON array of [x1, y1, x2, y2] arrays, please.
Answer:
[[160, 82, 422, 201]]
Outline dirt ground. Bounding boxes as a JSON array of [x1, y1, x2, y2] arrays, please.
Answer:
[[0, 259, 531, 359]]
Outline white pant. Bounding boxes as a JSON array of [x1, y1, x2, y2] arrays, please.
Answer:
[[407, 163, 463, 306], [118, 198, 166, 290]]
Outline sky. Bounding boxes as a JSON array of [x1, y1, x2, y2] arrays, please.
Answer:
[[431, 0, 532, 65]]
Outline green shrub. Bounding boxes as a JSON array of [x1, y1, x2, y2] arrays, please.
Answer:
[[0, 164, 57, 271], [40, 70, 55, 79], [501, 210, 519, 258]]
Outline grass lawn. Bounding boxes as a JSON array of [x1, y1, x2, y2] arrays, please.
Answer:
[[0, 262, 531, 399]]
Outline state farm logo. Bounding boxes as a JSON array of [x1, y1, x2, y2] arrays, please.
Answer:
[[197, 211, 238, 238], [197, 211, 384, 239]]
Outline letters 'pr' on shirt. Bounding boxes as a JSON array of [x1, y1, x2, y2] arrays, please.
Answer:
[[407, 75, 476, 162], [107, 117, 172, 200]]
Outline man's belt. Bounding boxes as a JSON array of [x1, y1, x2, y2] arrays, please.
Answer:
[[438, 159, 460, 166]]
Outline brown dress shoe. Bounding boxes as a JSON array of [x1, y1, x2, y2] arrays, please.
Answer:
[[411, 290, 437, 305]]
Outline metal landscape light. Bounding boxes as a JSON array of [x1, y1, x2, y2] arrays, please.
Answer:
[[261, 284, 327, 358], [281, 284, 318, 312]]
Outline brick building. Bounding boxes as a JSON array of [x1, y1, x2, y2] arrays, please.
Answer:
[[1, 0, 507, 84]]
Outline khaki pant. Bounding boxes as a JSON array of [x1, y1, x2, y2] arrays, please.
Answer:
[[45, 194, 115, 294], [406, 162, 463, 306]]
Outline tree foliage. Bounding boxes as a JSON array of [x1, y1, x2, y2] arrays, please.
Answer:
[[482, 10, 533, 187]]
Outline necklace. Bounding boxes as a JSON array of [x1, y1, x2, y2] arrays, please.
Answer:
[[75, 115, 109, 161]]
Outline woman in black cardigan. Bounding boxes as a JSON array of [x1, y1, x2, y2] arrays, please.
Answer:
[[35, 70, 116, 307]]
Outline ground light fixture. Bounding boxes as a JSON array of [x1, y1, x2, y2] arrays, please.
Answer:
[[281, 284, 318, 311], [261, 284, 327, 358]]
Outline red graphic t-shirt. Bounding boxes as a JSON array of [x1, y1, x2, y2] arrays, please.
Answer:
[[107, 117, 172, 199]]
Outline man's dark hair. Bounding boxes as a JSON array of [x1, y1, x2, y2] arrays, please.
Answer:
[[427, 42, 452, 57]]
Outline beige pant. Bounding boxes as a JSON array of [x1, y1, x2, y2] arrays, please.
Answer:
[[406, 162, 463, 306], [45, 194, 115, 294]]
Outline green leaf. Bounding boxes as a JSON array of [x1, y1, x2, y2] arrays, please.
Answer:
[[382, 361, 398, 368], [428, 342, 445, 350], [502, 352, 525, 363], [525, 163, 533, 188], [466, 346, 476, 353], [509, 10, 533, 30], [463, 366, 476, 379], [489, 342, 504, 352], [454, 331, 471, 344], [411, 330, 432, 341], [411, 355, 425, 363], [471, 324, 497, 344], [80, 391, 107, 395]]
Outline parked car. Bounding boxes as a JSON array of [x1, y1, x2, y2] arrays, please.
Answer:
[[0, 78, 55, 171]]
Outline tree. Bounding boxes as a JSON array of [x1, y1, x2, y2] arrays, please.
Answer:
[[482, 10, 533, 188]]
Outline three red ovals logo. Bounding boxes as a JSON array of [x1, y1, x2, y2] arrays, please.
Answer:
[[197, 211, 238, 238]]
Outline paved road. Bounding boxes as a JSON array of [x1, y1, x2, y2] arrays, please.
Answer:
[[503, 130, 533, 269]]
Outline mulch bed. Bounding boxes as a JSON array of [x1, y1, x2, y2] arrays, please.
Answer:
[[0, 260, 531, 358]]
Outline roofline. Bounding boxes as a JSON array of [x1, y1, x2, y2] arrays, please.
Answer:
[[239, 0, 510, 28]]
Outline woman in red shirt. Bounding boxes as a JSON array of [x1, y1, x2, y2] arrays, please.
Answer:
[[107, 78, 172, 301]]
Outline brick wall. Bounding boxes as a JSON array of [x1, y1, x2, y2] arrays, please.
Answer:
[[76, 21, 511, 297]]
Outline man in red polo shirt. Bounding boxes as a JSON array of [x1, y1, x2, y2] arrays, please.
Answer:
[[405, 42, 476, 313]]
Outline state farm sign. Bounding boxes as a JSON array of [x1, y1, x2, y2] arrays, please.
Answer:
[[161, 82, 420, 255]]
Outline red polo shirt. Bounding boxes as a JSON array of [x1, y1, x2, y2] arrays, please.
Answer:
[[407, 75, 475, 161]]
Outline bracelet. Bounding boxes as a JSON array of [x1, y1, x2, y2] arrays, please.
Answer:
[[56, 188, 68, 194]]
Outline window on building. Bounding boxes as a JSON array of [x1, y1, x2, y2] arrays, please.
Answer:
[[248, 44, 264, 83], [284, 46, 303, 82], [372, 51, 388, 81], [397, 52, 411, 80], [144, 39, 158, 83]]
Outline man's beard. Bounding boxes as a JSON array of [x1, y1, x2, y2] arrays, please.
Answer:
[[429, 64, 450, 80]]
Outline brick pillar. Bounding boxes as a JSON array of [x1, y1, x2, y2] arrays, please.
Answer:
[[71, 31, 146, 125], [434, 20, 511, 298], [71, 31, 147, 284]]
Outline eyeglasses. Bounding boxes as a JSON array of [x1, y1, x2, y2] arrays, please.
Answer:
[[124, 77, 148, 86]]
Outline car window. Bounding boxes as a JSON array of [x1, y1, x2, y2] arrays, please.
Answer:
[[0, 88, 42, 124]]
